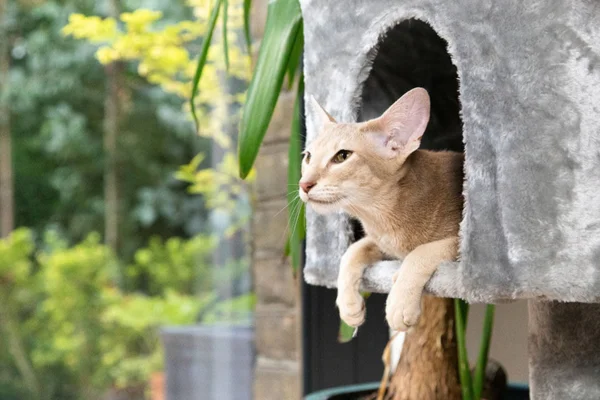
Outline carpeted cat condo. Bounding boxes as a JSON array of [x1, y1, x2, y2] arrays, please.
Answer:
[[300, 1, 600, 399]]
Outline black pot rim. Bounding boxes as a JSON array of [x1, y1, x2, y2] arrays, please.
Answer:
[[304, 381, 530, 400]]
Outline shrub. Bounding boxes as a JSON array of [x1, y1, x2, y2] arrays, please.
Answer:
[[0, 229, 252, 399]]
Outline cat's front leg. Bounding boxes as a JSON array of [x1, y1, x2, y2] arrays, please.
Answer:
[[336, 237, 384, 327], [386, 236, 458, 331]]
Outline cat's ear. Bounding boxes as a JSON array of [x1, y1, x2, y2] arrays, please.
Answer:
[[370, 88, 430, 158], [308, 95, 336, 129]]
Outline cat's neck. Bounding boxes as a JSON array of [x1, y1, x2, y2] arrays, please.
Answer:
[[343, 151, 429, 219], [343, 150, 464, 254]]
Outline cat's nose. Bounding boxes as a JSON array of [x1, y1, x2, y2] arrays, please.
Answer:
[[300, 180, 316, 193]]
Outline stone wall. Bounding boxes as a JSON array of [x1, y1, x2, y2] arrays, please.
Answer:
[[249, 3, 302, 397], [251, 89, 302, 400]]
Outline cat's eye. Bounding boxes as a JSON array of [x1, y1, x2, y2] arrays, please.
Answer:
[[332, 150, 353, 164], [304, 151, 311, 163]]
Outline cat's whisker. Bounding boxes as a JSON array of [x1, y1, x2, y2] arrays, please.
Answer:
[[278, 205, 296, 249], [282, 197, 303, 241], [289, 199, 304, 246], [280, 198, 305, 251], [273, 195, 300, 219]]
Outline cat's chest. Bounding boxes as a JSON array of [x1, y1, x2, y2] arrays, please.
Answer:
[[363, 225, 409, 258]]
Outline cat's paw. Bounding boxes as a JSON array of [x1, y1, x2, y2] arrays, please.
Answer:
[[385, 284, 422, 332], [336, 291, 366, 327]]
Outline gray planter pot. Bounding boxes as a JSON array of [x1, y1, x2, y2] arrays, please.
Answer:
[[161, 325, 254, 400]]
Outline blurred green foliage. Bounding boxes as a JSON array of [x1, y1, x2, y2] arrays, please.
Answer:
[[8, 0, 210, 260], [1, 0, 255, 399], [127, 234, 216, 295], [60, 2, 255, 242], [0, 228, 254, 400]]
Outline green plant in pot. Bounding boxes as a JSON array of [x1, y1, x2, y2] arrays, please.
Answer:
[[190, 1, 517, 399]]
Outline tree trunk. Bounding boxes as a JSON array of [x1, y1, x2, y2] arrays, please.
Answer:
[[0, 293, 41, 399], [0, 0, 14, 238], [104, 61, 120, 252], [386, 296, 461, 400], [103, 0, 121, 254]]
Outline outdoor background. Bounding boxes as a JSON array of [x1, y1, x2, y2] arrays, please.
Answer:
[[0, 0, 254, 398], [0, 1, 531, 399]]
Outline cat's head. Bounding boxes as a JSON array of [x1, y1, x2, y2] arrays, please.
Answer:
[[299, 88, 430, 214]]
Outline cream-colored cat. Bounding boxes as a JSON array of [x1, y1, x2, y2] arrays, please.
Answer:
[[299, 88, 463, 332]]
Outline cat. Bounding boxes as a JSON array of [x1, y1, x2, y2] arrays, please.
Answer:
[[299, 88, 464, 331]]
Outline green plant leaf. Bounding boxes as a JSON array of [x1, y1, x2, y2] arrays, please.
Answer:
[[188, 152, 206, 170], [289, 203, 305, 273], [284, 234, 291, 257], [190, 0, 223, 132], [337, 292, 370, 343], [338, 320, 356, 343], [222, 0, 230, 71], [455, 298, 474, 400], [473, 304, 495, 400], [238, 0, 303, 178], [287, 76, 305, 272], [459, 297, 470, 329], [286, 21, 303, 89], [243, 0, 252, 54]]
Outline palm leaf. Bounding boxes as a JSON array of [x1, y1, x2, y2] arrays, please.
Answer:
[[286, 21, 303, 89], [222, 0, 230, 71], [190, 0, 223, 132], [238, 0, 302, 178], [455, 298, 474, 400], [287, 76, 305, 272], [243, 0, 252, 54], [473, 304, 495, 400]]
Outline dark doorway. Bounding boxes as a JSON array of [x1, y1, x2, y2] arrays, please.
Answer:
[[359, 19, 463, 152]]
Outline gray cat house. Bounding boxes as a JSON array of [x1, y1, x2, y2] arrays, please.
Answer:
[[300, 1, 600, 399]]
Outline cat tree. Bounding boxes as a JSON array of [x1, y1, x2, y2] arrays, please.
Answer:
[[300, 1, 600, 399]]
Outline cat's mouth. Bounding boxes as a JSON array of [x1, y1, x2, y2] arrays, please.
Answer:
[[299, 190, 342, 209], [309, 198, 337, 205], [304, 195, 344, 215]]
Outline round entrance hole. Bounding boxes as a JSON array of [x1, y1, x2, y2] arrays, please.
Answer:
[[358, 18, 463, 153], [350, 19, 463, 239]]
